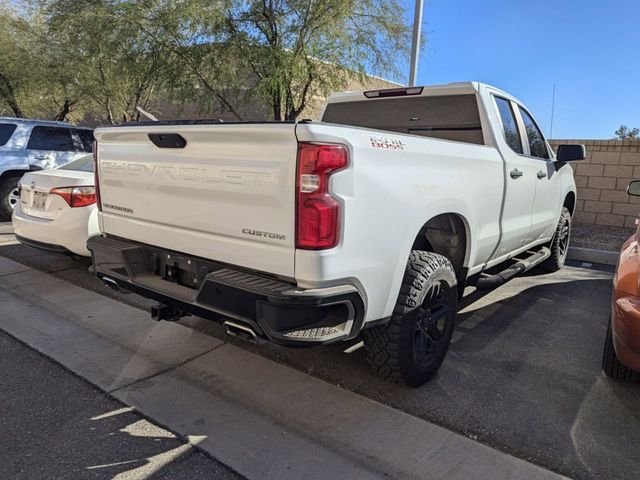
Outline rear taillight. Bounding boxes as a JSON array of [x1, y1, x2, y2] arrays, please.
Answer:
[[296, 142, 348, 250], [50, 186, 96, 208], [93, 141, 102, 211]]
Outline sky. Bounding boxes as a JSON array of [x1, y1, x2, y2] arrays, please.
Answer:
[[399, 0, 640, 139]]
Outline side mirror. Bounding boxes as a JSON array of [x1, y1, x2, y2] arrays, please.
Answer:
[[556, 144, 586, 162], [628, 180, 640, 197]]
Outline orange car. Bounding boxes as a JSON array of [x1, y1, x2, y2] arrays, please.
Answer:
[[603, 180, 640, 381]]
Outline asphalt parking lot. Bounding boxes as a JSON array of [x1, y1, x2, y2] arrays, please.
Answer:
[[1, 224, 639, 480], [0, 331, 242, 480]]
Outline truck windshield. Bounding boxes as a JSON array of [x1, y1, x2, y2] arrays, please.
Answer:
[[322, 94, 484, 145]]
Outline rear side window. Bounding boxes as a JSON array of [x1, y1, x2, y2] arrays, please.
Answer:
[[322, 94, 485, 145], [27, 126, 75, 152], [0, 123, 17, 146], [74, 129, 94, 153], [495, 97, 523, 154], [519, 107, 549, 159]]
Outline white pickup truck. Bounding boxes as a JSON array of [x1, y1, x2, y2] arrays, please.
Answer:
[[88, 82, 585, 386]]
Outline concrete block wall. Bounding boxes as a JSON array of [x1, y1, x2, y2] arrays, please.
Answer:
[[549, 140, 640, 230]]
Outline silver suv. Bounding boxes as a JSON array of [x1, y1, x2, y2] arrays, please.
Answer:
[[0, 118, 94, 220]]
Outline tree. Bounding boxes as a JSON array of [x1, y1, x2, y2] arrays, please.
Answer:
[[127, 0, 249, 120], [134, 0, 410, 121], [614, 125, 640, 140], [0, 0, 88, 121], [225, 0, 411, 120], [0, 0, 411, 123], [38, 0, 178, 124], [0, 2, 37, 117]]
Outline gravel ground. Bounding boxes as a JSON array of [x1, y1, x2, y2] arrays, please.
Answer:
[[571, 223, 633, 251]]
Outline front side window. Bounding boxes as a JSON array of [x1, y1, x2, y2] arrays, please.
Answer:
[[27, 126, 75, 152], [519, 107, 549, 159], [494, 97, 523, 154], [0, 123, 17, 146]]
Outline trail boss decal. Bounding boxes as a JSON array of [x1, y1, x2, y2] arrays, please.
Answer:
[[368, 135, 406, 150]]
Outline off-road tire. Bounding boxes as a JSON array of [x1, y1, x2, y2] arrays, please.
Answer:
[[364, 251, 457, 387], [540, 207, 571, 272], [602, 316, 640, 382], [0, 175, 20, 221]]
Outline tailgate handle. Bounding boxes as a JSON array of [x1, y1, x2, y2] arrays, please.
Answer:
[[148, 133, 187, 149]]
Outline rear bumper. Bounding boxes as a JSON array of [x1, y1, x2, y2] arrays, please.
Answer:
[[15, 234, 71, 255], [12, 202, 95, 256], [87, 235, 366, 346]]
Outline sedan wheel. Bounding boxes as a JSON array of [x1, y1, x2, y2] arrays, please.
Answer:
[[9, 186, 20, 209]]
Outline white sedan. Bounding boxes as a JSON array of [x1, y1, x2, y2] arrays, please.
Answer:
[[12, 155, 98, 257]]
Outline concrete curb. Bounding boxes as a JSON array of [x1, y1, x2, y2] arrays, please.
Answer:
[[0, 221, 18, 247], [567, 246, 618, 266], [0, 257, 566, 480]]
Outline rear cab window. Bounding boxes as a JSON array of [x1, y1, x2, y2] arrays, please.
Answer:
[[322, 94, 485, 145], [0, 123, 17, 146], [27, 126, 76, 151]]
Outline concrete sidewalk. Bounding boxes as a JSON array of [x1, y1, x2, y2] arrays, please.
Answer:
[[0, 256, 565, 480]]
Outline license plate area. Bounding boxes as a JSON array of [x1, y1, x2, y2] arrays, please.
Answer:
[[32, 192, 48, 210], [158, 252, 211, 290], [121, 244, 224, 293]]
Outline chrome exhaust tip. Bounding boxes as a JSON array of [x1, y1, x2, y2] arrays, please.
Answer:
[[102, 276, 131, 294], [102, 276, 120, 291], [224, 321, 258, 343]]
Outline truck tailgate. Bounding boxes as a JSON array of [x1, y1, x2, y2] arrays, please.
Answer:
[[94, 123, 298, 278]]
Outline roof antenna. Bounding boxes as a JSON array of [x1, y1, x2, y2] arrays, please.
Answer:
[[549, 84, 556, 139]]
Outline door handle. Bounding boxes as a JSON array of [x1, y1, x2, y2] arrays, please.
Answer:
[[537, 170, 547, 179], [510, 169, 523, 179], [33, 154, 51, 160]]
